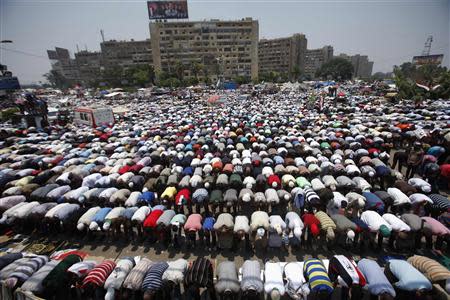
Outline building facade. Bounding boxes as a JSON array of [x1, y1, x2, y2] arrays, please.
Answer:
[[304, 46, 334, 79], [100, 39, 153, 68], [47, 47, 80, 82], [258, 34, 307, 79], [338, 53, 374, 79], [150, 18, 259, 81]]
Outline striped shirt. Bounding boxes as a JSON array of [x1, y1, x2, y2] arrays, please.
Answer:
[[82, 260, 116, 288], [429, 194, 450, 211], [303, 259, 333, 294], [304, 188, 321, 206], [142, 261, 169, 291], [123, 258, 153, 291], [8, 255, 49, 283]]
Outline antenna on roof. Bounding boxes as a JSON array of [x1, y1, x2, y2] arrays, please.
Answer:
[[76, 44, 80, 52], [85, 44, 88, 51], [100, 29, 105, 42]]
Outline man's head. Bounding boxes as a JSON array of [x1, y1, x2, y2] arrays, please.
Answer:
[[143, 290, 155, 300], [269, 288, 281, 300], [379, 224, 391, 238]]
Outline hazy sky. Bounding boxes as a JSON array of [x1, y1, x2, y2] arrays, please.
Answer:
[[1, 0, 449, 84]]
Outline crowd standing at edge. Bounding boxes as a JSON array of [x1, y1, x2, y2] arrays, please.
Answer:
[[0, 86, 449, 300]]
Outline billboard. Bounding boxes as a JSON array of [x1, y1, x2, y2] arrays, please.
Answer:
[[412, 54, 444, 65], [147, 0, 188, 19]]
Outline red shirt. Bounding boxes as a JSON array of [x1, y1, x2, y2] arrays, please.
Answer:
[[441, 164, 450, 178], [118, 165, 132, 175], [175, 188, 191, 205], [302, 213, 320, 227], [129, 164, 143, 174], [143, 209, 163, 228]]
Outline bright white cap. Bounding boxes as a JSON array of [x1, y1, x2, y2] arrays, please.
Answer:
[[357, 198, 365, 208], [272, 182, 278, 188], [77, 223, 85, 231], [129, 182, 134, 188], [242, 194, 251, 202], [257, 228, 265, 237], [205, 182, 210, 189], [103, 221, 111, 230], [89, 222, 99, 231], [288, 181, 294, 188], [347, 230, 355, 241]]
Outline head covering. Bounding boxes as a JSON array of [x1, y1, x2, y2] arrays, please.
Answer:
[[270, 289, 281, 300], [257, 228, 265, 237], [379, 224, 391, 237], [346, 230, 355, 242]]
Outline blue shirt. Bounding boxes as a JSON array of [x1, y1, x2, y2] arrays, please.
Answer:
[[92, 207, 112, 223], [138, 191, 156, 205], [387, 259, 432, 292], [122, 207, 138, 219], [202, 217, 215, 231], [357, 259, 395, 297], [363, 192, 384, 213]]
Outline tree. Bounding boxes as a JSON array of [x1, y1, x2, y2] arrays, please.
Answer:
[[291, 65, 301, 81], [393, 62, 450, 100], [233, 76, 250, 85], [43, 70, 71, 89], [191, 62, 203, 81], [316, 58, 354, 80], [174, 61, 185, 82]]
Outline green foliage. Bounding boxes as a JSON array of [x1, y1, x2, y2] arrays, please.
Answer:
[[0, 107, 20, 121], [291, 65, 301, 81], [259, 71, 281, 83], [316, 58, 354, 80], [393, 62, 450, 100], [233, 76, 250, 85], [43, 70, 71, 89]]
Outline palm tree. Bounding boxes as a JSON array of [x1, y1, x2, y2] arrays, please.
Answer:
[[175, 61, 185, 82], [191, 62, 203, 81]]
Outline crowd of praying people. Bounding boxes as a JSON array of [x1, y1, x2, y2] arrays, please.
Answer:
[[0, 89, 449, 299]]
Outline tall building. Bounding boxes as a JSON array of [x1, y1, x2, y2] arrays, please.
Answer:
[[304, 46, 334, 79], [100, 39, 153, 68], [258, 34, 307, 78], [74, 51, 102, 84], [150, 18, 259, 81], [47, 47, 79, 82], [337, 53, 374, 78]]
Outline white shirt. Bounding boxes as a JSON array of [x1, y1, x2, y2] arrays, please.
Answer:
[[361, 210, 392, 232], [382, 213, 411, 232], [131, 206, 151, 223], [387, 188, 411, 206], [264, 262, 285, 295], [409, 193, 433, 205]]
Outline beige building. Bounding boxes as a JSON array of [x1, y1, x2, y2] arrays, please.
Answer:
[[338, 53, 373, 79], [304, 45, 334, 79], [100, 39, 153, 68], [149, 18, 259, 81], [258, 34, 307, 78]]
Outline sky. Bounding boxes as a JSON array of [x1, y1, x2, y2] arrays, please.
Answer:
[[1, 0, 449, 84]]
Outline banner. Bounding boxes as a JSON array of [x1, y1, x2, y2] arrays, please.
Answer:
[[412, 54, 444, 65], [147, 0, 188, 19]]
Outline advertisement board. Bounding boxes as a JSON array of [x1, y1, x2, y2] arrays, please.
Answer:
[[147, 0, 188, 19], [412, 54, 444, 65]]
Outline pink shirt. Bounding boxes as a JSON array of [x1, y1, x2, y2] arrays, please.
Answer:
[[184, 214, 202, 232], [422, 217, 450, 236]]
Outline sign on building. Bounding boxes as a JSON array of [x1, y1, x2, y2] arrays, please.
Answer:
[[412, 54, 444, 66], [147, 0, 188, 19]]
